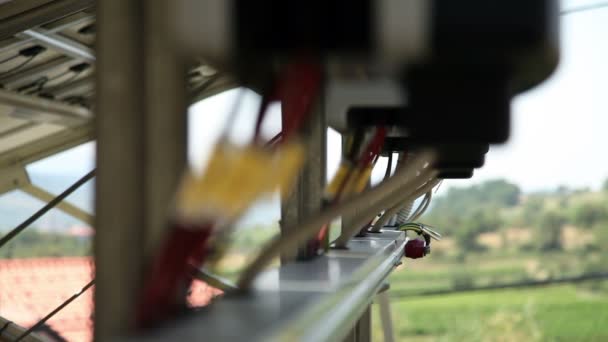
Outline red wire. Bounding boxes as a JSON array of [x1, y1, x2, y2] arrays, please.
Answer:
[[137, 222, 213, 328], [315, 127, 387, 246], [359, 126, 387, 168], [278, 60, 323, 140]]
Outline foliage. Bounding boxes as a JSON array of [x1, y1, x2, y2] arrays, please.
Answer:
[[423, 178, 608, 253], [570, 200, 608, 228], [0, 229, 91, 259], [533, 210, 566, 251]]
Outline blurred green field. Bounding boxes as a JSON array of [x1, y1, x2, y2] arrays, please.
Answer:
[[371, 284, 608, 341]]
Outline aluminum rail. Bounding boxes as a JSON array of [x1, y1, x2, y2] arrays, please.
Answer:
[[0, 13, 94, 55], [122, 230, 407, 342], [19, 28, 95, 62]]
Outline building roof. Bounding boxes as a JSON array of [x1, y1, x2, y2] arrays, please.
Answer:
[[0, 257, 221, 341]]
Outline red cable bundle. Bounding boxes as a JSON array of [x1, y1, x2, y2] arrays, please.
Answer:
[[137, 222, 212, 327], [137, 60, 323, 328], [314, 127, 387, 251]]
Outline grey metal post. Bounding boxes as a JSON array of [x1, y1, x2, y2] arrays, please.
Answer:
[[377, 290, 396, 342], [342, 306, 372, 342], [280, 95, 327, 261], [95, 0, 187, 340]]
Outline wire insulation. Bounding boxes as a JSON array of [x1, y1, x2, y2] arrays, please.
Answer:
[[237, 152, 436, 289]]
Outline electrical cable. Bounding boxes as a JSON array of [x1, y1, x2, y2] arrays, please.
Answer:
[[370, 189, 432, 233], [15, 279, 95, 341], [40, 71, 79, 93], [384, 153, 393, 181], [253, 82, 275, 141], [23, 69, 71, 95], [265, 132, 283, 147], [335, 175, 440, 248], [0, 54, 19, 65], [278, 60, 323, 140], [370, 154, 410, 232], [370, 202, 406, 232], [0, 55, 34, 76], [189, 265, 237, 292], [237, 152, 436, 289], [395, 201, 414, 224], [408, 190, 433, 222], [0, 169, 95, 249], [314, 127, 385, 250]]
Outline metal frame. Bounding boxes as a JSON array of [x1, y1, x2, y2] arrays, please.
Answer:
[[19, 28, 95, 62], [0, 123, 92, 170], [124, 230, 407, 342], [0, 88, 91, 125], [22, 182, 92, 224], [280, 94, 327, 260], [0, 12, 94, 55], [0, 0, 94, 41], [95, 0, 187, 339]]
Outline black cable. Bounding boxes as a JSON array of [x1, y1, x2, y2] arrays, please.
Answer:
[[390, 271, 608, 299], [30, 71, 75, 95], [561, 2, 608, 15], [0, 169, 96, 249], [384, 153, 393, 181], [0, 55, 35, 76], [34, 70, 71, 92], [17, 76, 48, 93], [0, 54, 19, 65], [15, 279, 95, 341], [0, 320, 13, 334]]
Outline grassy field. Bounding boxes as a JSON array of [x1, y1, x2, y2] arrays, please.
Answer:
[[368, 254, 608, 342], [371, 285, 608, 341]]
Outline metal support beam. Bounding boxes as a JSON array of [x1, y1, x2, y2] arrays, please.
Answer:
[[0, 123, 92, 170], [95, 0, 187, 339], [19, 28, 95, 62], [43, 75, 93, 99], [0, 56, 74, 87], [22, 183, 93, 224], [343, 307, 372, 342], [0, 88, 91, 126], [125, 230, 407, 342], [0, 165, 30, 194], [355, 307, 372, 342], [280, 95, 327, 260], [376, 289, 396, 342], [0, 12, 94, 55], [0, 0, 94, 41]]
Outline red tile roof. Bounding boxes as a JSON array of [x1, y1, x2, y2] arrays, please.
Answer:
[[0, 257, 221, 342]]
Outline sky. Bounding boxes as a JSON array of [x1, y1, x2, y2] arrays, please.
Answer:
[[27, 0, 608, 196]]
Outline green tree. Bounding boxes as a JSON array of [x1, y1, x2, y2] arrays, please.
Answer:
[[478, 180, 521, 207], [521, 196, 545, 225], [455, 208, 502, 251], [534, 210, 565, 251], [571, 202, 608, 228]]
